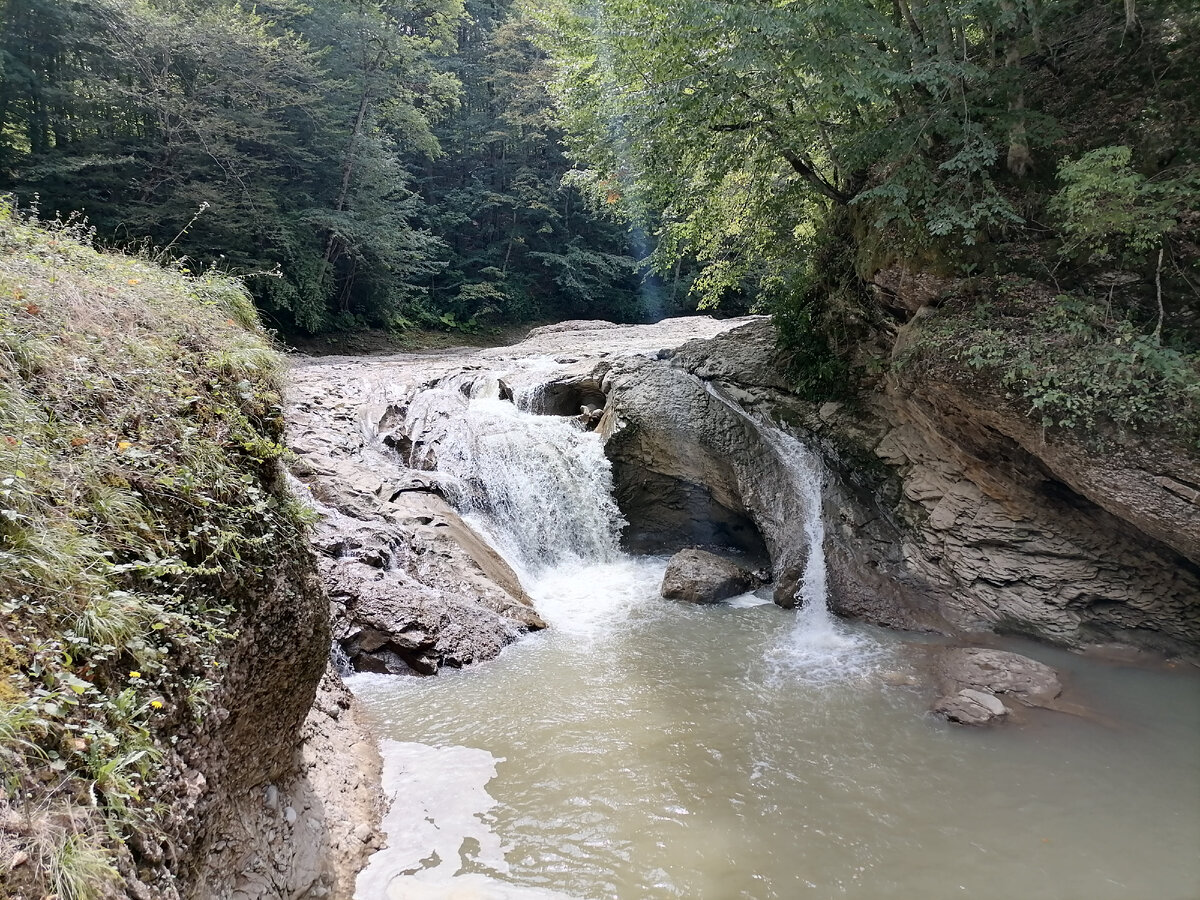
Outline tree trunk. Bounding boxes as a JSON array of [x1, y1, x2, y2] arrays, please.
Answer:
[[1001, 10, 1032, 177], [322, 64, 375, 291]]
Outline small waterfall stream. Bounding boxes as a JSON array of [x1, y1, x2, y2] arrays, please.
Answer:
[[698, 380, 884, 678]]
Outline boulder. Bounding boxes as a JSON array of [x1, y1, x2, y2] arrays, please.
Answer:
[[936, 647, 1063, 707], [661, 549, 763, 604], [602, 348, 813, 604]]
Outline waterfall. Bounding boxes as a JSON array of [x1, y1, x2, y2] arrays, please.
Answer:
[[698, 381, 884, 678], [407, 368, 881, 668], [434, 395, 626, 577], [698, 381, 828, 608]]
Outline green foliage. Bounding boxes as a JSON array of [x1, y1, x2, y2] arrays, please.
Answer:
[[1049, 145, 1195, 262], [907, 288, 1200, 442], [0, 203, 309, 893], [768, 223, 862, 401], [47, 830, 121, 900], [773, 296, 854, 402], [531, 0, 1060, 302], [0, 0, 464, 334], [418, 0, 645, 324], [0, 0, 649, 332]]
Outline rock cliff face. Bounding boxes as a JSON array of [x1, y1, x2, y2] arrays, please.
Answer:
[[135, 507, 382, 900], [286, 358, 550, 678], [192, 660, 383, 900]]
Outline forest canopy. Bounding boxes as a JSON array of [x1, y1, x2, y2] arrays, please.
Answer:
[[0, 0, 646, 334], [0, 0, 1196, 353]]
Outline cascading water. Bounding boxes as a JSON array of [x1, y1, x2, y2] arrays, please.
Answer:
[[699, 380, 886, 680], [426, 383, 675, 638], [435, 395, 625, 578]]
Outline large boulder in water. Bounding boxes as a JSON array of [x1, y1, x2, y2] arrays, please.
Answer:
[[932, 647, 1063, 726], [936, 647, 1063, 707], [661, 549, 764, 604]]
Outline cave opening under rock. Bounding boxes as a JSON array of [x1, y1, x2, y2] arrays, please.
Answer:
[[609, 458, 769, 564]]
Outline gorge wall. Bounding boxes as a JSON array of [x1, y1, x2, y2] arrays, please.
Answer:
[[0, 210, 380, 900], [610, 318, 1199, 656]]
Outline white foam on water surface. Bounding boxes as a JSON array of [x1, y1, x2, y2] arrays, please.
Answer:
[[723, 589, 774, 609], [766, 602, 892, 684], [524, 555, 669, 639], [355, 741, 580, 900]]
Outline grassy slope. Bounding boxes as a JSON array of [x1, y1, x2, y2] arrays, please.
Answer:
[[0, 205, 309, 898]]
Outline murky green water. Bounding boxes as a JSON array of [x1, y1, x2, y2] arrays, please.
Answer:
[[350, 557, 1200, 900]]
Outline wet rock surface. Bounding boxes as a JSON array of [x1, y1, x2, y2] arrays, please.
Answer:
[[287, 413, 543, 676], [930, 647, 1063, 726], [936, 647, 1063, 707], [932, 688, 1010, 726], [660, 549, 765, 604], [196, 668, 383, 900]]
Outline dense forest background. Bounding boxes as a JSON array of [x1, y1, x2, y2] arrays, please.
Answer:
[[0, 0, 1197, 424], [0, 0, 657, 335]]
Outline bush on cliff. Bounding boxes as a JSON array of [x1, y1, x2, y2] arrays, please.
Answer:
[[0, 203, 310, 898]]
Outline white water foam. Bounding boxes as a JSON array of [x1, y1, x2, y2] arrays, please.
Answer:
[[436, 396, 625, 576], [699, 381, 888, 681], [724, 589, 774, 609], [355, 740, 579, 900], [524, 555, 668, 639]]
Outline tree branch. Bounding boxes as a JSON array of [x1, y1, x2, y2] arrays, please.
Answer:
[[780, 148, 853, 204]]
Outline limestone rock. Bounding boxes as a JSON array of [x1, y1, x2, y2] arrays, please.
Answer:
[[661, 549, 763, 604], [601, 342, 813, 606], [290, 308, 1200, 672], [936, 647, 1063, 707]]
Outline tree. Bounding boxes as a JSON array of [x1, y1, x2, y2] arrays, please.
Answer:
[[416, 0, 644, 325], [532, 0, 1058, 307], [0, 0, 465, 333]]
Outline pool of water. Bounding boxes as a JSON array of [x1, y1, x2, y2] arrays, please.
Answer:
[[351, 556, 1200, 900]]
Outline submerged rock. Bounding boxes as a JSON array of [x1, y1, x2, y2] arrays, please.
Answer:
[[937, 647, 1063, 707], [661, 549, 764, 604]]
